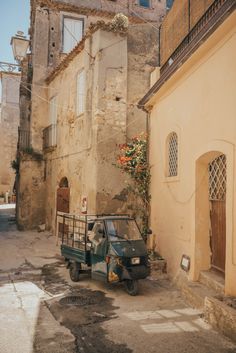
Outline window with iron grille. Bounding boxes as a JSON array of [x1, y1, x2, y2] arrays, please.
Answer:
[[167, 132, 178, 177], [209, 154, 226, 201]]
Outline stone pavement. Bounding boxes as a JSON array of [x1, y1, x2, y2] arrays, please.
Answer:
[[0, 205, 236, 353]]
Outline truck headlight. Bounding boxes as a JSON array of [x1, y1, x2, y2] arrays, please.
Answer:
[[131, 257, 140, 265]]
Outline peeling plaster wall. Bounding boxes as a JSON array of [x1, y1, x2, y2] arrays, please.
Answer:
[[0, 73, 20, 195], [17, 155, 46, 229], [18, 0, 165, 229], [127, 24, 158, 138], [44, 30, 128, 228]]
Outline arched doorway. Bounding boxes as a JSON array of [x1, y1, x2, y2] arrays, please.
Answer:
[[57, 177, 70, 213], [195, 151, 226, 278], [209, 154, 226, 273]]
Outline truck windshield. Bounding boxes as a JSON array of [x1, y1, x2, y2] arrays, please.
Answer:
[[106, 219, 142, 241]]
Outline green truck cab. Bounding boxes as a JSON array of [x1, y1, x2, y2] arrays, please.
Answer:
[[58, 213, 150, 295]]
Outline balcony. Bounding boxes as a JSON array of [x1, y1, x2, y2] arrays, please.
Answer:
[[138, 0, 235, 108], [161, 0, 234, 75], [43, 124, 57, 150], [18, 128, 30, 150]]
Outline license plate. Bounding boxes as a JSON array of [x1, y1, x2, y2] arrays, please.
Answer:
[[131, 257, 140, 265]]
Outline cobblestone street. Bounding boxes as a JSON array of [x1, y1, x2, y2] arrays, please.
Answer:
[[0, 206, 236, 353]]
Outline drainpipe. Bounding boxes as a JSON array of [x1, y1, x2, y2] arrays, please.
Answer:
[[158, 24, 161, 66], [188, 0, 191, 34], [145, 107, 151, 242]]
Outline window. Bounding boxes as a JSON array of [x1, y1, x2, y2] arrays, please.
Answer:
[[139, 0, 150, 8], [76, 70, 85, 116], [49, 96, 57, 146], [167, 132, 178, 177], [63, 17, 83, 53], [167, 0, 174, 10], [49, 96, 57, 125]]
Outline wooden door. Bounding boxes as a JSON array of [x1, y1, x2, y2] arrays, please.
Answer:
[[210, 201, 226, 272], [209, 155, 226, 273], [57, 187, 70, 213], [57, 187, 70, 238]]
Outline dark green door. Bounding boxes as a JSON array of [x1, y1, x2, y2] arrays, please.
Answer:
[[90, 221, 107, 281]]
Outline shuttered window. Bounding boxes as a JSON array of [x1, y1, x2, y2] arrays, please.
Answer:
[[76, 70, 85, 116], [49, 96, 57, 146], [63, 17, 83, 53], [49, 96, 57, 124]]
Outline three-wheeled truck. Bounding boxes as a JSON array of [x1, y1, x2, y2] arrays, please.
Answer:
[[57, 212, 150, 295]]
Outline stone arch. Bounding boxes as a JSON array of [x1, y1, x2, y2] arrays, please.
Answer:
[[194, 150, 226, 279], [59, 177, 69, 188]]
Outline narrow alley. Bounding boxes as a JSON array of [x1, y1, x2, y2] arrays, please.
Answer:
[[0, 205, 235, 353]]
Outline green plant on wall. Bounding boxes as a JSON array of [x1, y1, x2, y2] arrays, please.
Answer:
[[116, 133, 151, 239], [11, 157, 20, 174]]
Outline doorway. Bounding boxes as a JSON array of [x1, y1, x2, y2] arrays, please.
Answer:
[[57, 177, 70, 213], [208, 155, 226, 273]]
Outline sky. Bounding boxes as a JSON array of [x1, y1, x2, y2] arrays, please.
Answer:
[[0, 0, 30, 63]]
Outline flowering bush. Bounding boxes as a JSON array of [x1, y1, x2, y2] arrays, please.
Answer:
[[116, 134, 150, 238]]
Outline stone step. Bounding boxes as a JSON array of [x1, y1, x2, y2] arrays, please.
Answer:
[[199, 270, 225, 295], [149, 258, 168, 280], [175, 272, 219, 309]]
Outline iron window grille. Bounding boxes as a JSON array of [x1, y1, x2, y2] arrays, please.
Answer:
[[167, 132, 178, 177], [209, 154, 226, 201]]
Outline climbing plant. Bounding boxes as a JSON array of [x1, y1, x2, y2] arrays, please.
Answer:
[[116, 133, 151, 239]]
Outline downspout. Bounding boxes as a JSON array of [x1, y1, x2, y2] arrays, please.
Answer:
[[145, 107, 151, 243], [188, 0, 191, 34]]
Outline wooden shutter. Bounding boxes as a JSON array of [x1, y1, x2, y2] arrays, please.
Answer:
[[49, 96, 57, 146], [63, 18, 83, 53]]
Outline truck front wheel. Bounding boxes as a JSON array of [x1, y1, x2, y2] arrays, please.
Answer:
[[69, 262, 80, 282], [124, 279, 138, 296]]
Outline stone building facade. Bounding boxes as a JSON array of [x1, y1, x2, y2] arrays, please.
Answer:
[[0, 71, 20, 199], [17, 0, 166, 229], [139, 0, 236, 296]]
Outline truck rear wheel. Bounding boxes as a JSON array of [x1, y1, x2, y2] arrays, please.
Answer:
[[69, 262, 80, 282], [124, 279, 138, 296]]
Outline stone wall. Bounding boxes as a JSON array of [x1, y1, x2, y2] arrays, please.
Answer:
[[42, 21, 159, 230], [17, 153, 46, 229], [0, 72, 20, 196], [18, 0, 165, 229]]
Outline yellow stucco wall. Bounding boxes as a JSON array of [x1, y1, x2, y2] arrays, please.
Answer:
[[148, 11, 236, 295]]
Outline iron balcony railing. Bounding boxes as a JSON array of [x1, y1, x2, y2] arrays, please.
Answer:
[[18, 128, 30, 150], [138, 0, 235, 108], [160, 0, 231, 75], [43, 124, 57, 150]]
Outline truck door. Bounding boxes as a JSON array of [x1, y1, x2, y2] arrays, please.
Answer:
[[90, 221, 107, 281]]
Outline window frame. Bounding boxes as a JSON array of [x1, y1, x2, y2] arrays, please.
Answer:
[[62, 15, 84, 54], [49, 95, 58, 125]]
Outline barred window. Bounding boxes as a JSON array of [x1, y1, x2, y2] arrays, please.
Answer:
[[209, 154, 226, 201], [167, 132, 178, 177]]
